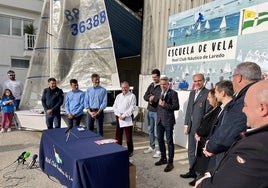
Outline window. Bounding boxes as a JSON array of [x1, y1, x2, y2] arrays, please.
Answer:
[[0, 16, 10, 35], [0, 15, 33, 37], [12, 18, 22, 36], [11, 58, 30, 68]]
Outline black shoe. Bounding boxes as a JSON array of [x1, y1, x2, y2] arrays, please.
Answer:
[[155, 158, 167, 166], [189, 179, 196, 186], [180, 172, 196, 178], [164, 163, 174, 172]]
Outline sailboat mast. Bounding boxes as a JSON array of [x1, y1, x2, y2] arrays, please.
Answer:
[[49, 0, 53, 77]]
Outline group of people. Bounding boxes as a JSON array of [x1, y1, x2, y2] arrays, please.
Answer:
[[2, 62, 268, 187], [0, 70, 23, 133], [41, 74, 139, 158], [178, 62, 268, 187], [41, 74, 108, 138]]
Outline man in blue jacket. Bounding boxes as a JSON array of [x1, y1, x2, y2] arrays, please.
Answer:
[[41, 77, 64, 129], [203, 62, 262, 167]]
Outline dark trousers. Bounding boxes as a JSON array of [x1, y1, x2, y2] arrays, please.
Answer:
[[115, 116, 133, 155], [86, 110, 104, 136], [46, 112, 61, 129], [67, 115, 82, 127], [188, 130, 197, 173], [157, 121, 174, 163], [15, 99, 20, 111]]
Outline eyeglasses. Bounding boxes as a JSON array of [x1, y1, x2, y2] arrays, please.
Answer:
[[232, 73, 240, 78]]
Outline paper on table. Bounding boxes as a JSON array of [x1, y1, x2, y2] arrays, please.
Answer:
[[119, 116, 133, 128], [95, 139, 117, 145]]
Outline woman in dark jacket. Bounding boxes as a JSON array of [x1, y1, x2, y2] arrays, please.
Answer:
[[189, 89, 221, 186]]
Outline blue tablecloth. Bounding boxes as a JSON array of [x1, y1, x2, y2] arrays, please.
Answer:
[[39, 127, 129, 188]]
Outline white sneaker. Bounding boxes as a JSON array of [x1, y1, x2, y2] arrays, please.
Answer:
[[0, 128, 5, 133], [153, 150, 161, 158], [7, 128, 11, 132], [143, 147, 154, 154]]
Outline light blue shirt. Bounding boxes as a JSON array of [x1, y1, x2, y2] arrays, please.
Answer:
[[84, 85, 107, 110], [65, 89, 85, 117]]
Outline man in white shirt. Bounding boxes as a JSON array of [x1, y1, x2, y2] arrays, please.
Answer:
[[3, 70, 23, 110], [113, 81, 136, 157]]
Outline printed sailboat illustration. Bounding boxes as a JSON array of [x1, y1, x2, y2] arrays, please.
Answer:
[[204, 20, 210, 30], [169, 65, 175, 72], [184, 66, 189, 76], [169, 30, 175, 39], [199, 64, 205, 74], [196, 22, 201, 31], [219, 16, 227, 30], [223, 63, 231, 74], [236, 49, 243, 62]]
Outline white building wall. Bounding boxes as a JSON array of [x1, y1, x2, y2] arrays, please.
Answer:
[[0, 0, 43, 85]]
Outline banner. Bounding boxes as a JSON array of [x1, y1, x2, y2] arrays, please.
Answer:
[[166, 0, 268, 90]]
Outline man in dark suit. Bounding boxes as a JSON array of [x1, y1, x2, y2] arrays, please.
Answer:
[[181, 73, 210, 179], [195, 80, 268, 188], [154, 76, 179, 172]]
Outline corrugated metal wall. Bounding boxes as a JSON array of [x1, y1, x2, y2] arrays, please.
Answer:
[[141, 0, 213, 75]]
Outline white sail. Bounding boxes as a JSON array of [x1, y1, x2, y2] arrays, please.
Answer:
[[204, 20, 210, 30], [223, 63, 231, 73], [236, 49, 243, 62], [170, 65, 175, 73], [169, 30, 174, 39], [184, 66, 189, 75], [196, 22, 201, 31], [199, 64, 205, 74], [20, 0, 120, 110], [219, 16, 227, 30], [185, 26, 192, 37]]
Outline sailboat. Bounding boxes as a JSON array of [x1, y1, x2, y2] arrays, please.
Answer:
[[196, 22, 201, 31], [169, 30, 174, 39], [199, 64, 205, 74], [184, 66, 189, 76], [223, 63, 231, 74], [185, 26, 192, 37], [204, 20, 210, 30], [170, 65, 175, 73], [219, 16, 227, 30], [17, 0, 120, 130], [236, 49, 243, 62]]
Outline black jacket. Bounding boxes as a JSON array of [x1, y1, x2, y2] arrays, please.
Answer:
[[41, 87, 64, 114], [143, 83, 161, 112], [198, 125, 268, 188]]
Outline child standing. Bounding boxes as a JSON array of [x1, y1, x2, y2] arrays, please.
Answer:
[[0, 89, 16, 133]]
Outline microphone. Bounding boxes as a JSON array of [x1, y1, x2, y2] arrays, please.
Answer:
[[16, 151, 26, 162], [65, 125, 73, 133], [20, 152, 31, 164], [161, 93, 165, 101], [23, 152, 31, 159], [28, 154, 38, 169]]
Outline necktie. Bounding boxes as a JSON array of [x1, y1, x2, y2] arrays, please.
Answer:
[[194, 90, 199, 101]]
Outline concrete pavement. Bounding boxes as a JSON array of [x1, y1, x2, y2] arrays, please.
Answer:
[[0, 125, 193, 188]]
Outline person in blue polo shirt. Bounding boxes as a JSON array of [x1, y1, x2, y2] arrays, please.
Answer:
[[65, 79, 85, 128], [84, 73, 107, 136]]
